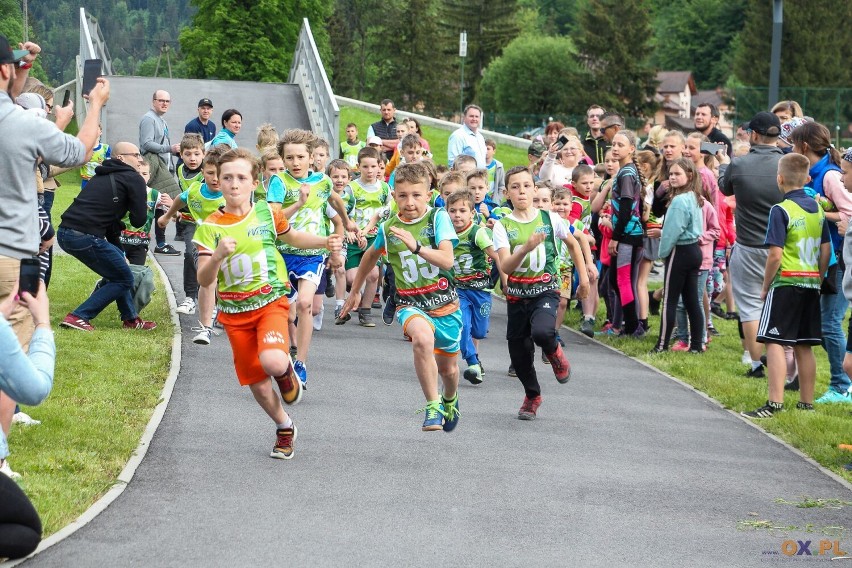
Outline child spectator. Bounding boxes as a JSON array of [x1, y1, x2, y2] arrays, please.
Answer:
[[452, 154, 477, 175], [388, 134, 423, 187], [256, 123, 278, 154], [634, 150, 659, 328], [312, 137, 331, 174], [743, 153, 831, 418], [484, 138, 505, 205], [652, 158, 705, 353]]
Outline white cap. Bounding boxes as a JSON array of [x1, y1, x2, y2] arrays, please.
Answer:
[[367, 136, 382, 146]]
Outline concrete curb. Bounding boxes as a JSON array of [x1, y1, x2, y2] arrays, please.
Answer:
[[491, 295, 852, 493], [0, 255, 183, 567]]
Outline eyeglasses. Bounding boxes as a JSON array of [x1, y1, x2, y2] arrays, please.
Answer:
[[588, 113, 603, 119], [45, 103, 53, 112], [118, 152, 142, 158], [154, 99, 171, 103]]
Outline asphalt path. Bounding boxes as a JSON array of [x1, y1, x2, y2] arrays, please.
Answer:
[[23, 251, 852, 567]]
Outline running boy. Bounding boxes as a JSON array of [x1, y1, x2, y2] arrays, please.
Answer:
[[447, 189, 500, 385], [158, 145, 228, 344], [195, 148, 343, 459], [743, 153, 830, 418], [493, 166, 589, 420], [120, 159, 172, 265], [269, 129, 349, 386], [340, 123, 365, 170], [341, 162, 462, 432], [337, 146, 391, 326]]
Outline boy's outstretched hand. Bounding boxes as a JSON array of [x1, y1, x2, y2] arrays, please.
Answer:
[[522, 232, 546, 253], [388, 226, 417, 252]]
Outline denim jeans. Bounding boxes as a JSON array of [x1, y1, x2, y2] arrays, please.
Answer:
[[675, 269, 708, 343], [57, 227, 137, 322], [820, 256, 850, 393]]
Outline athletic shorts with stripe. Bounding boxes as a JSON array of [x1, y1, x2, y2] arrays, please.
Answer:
[[756, 286, 822, 346], [217, 298, 291, 385], [397, 305, 462, 356]]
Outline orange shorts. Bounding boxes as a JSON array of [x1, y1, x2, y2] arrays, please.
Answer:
[[217, 297, 291, 386]]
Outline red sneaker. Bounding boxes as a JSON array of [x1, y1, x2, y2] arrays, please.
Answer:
[[60, 313, 94, 332], [671, 340, 689, 352], [546, 344, 572, 384], [270, 425, 297, 459], [518, 395, 542, 420], [122, 317, 157, 330]]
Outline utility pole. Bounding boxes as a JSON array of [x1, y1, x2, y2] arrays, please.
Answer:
[[768, 0, 783, 107], [459, 30, 467, 117], [22, 0, 28, 42]]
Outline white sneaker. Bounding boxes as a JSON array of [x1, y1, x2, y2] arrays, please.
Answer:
[[313, 305, 324, 331], [741, 350, 751, 365], [176, 297, 197, 315], [191, 324, 213, 345], [12, 412, 40, 426], [0, 459, 21, 479]]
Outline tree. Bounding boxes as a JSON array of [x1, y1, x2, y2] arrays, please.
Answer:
[[733, 0, 852, 88], [478, 35, 590, 115], [439, 0, 523, 107], [179, 0, 332, 82], [574, 0, 658, 117], [0, 0, 47, 83], [651, 0, 745, 89]]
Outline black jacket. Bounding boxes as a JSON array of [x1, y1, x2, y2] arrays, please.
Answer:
[[60, 159, 148, 238]]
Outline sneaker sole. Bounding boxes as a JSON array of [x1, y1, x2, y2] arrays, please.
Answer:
[[359, 321, 376, 327], [176, 308, 197, 315], [279, 362, 303, 406], [422, 423, 443, 432], [154, 251, 181, 256], [517, 412, 536, 421], [192, 335, 211, 345], [462, 370, 483, 385], [270, 425, 297, 460], [335, 315, 351, 325], [581, 329, 594, 338]]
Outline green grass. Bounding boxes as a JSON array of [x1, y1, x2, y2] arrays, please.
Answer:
[[339, 106, 530, 169], [562, 288, 852, 483], [10, 170, 173, 536]]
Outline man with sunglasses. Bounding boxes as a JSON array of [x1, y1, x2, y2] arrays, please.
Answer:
[[139, 90, 181, 255], [57, 142, 157, 332], [582, 104, 610, 164]]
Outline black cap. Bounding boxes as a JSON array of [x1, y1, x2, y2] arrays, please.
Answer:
[[0, 35, 29, 65], [528, 140, 546, 158], [746, 111, 781, 137], [197, 98, 213, 108]]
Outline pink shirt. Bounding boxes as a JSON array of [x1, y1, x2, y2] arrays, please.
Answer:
[[699, 199, 720, 270]]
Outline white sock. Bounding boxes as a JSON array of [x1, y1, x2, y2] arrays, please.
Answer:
[[277, 417, 293, 430], [751, 360, 763, 370], [336, 299, 344, 307]]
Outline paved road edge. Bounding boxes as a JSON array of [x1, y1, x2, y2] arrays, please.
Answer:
[[1, 255, 183, 567]]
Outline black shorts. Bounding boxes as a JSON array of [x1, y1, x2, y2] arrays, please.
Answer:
[[505, 290, 559, 341], [756, 286, 822, 346]]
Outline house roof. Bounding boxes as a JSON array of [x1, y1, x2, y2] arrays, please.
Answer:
[[656, 71, 697, 96], [692, 89, 726, 109]]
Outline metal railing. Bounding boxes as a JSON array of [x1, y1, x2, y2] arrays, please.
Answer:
[[288, 19, 339, 153], [76, 8, 113, 126]]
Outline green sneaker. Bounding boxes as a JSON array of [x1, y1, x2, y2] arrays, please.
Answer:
[[815, 389, 852, 404], [463, 364, 483, 385], [416, 400, 446, 431], [442, 394, 460, 432]]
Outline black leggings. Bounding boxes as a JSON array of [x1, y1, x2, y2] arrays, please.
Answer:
[[506, 291, 559, 398], [0, 473, 42, 559], [656, 243, 703, 350]]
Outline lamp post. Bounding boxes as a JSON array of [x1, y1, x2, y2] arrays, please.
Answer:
[[459, 30, 467, 116], [768, 0, 782, 107]]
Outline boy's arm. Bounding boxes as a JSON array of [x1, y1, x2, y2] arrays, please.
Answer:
[[760, 247, 782, 301], [577, 232, 598, 281], [499, 233, 546, 275], [328, 190, 358, 232], [387, 225, 455, 270], [819, 242, 831, 281], [196, 238, 235, 287], [328, 215, 345, 270], [157, 195, 186, 228], [279, 227, 342, 253], [561, 231, 590, 299], [280, 184, 309, 219]]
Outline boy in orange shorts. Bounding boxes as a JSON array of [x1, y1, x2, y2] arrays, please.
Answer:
[[195, 149, 342, 459]]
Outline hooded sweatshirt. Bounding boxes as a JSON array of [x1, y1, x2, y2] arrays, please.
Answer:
[[60, 159, 148, 237], [0, 92, 86, 258]]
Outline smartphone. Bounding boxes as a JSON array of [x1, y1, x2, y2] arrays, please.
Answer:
[[19, 258, 40, 297], [700, 142, 723, 155], [62, 89, 71, 107], [81, 59, 103, 97], [554, 134, 570, 151]]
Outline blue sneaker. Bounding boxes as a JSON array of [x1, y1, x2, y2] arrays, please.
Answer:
[[293, 360, 307, 390], [417, 400, 446, 431], [442, 394, 460, 432], [815, 389, 852, 404]]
